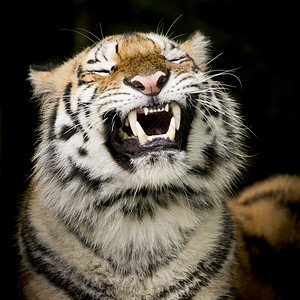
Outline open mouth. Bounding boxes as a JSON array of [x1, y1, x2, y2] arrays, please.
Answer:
[[120, 103, 180, 144], [109, 102, 182, 157]]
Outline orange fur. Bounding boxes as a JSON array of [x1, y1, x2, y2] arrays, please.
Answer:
[[228, 174, 300, 299]]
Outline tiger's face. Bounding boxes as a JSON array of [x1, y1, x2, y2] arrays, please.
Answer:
[[30, 32, 243, 189]]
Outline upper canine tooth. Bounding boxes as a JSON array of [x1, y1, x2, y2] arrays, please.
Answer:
[[166, 117, 176, 141], [144, 107, 149, 115], [165, 103, 169, 112], [171, 103, 181, 130], [128, 110, 138, 136], [136, 121, 148, 145]]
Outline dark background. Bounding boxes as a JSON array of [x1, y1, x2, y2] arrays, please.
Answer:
[[2, 0, 299, 297]]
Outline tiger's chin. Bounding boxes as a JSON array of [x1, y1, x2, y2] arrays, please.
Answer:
[[130, 149, 188, 187]]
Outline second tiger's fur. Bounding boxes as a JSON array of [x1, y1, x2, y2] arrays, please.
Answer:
[[228, 174, 300, 300]]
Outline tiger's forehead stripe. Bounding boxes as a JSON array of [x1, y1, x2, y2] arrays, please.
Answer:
[[88, 33, 164, 65]]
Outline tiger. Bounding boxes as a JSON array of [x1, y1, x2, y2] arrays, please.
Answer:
[[18, 30, 298, 300], [228, 174, 300, 300]]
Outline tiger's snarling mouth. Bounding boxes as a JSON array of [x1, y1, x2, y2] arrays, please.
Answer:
[[109, 102, 182, 157], [121, 102, 180, 144]]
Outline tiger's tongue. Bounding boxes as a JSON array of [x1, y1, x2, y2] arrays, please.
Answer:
[[135, 117, 176, 145]]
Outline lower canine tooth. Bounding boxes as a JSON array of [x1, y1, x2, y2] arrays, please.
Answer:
[[136, 121, 148, 145], [171, 103, 181, 130], [167, 117, 176, 141]]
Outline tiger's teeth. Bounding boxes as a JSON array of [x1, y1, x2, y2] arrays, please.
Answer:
[[166, 117, 176, 141], [171, 103, 181, 130], [144, 107, 149, 115], [136, 121, 148, 145], [165, 103, 169, 112], [128, 110, 138, 136]]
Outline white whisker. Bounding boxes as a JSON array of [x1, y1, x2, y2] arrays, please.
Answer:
[[165, 14, 183, 38], [74, 27, 101, 43], [206, 52, 223, 65], [96, 22, 105, 40], [59, 28, 98, 45], [205, 68, 242, 89], [156, 18, 165, 36]]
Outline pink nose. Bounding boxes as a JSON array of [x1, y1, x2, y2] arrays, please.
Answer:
[[128, 71, 169, 95]]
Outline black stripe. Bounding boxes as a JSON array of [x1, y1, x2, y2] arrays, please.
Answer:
[[79, 102, 92, 118], [59, 125, 78, 141], [187, 138, 221, 178], [192, 65, 200, 73], [98, 91, 131, 100], [63, 82, 75, 121], [202, 103, 220, 118], [77, 64, 86, 86], [202, 138, 220, 166], [238, 189, 287, 206], [174, 74, 194, 85], [215, 287, 238, 300], [48, 102, 59, 140], [87, 58, 99, 64], [64, 157, 110, 190], [63, 82, 90, 142], [187, 165, 212, 177], [244, 234, 300, 297], [19, 211, 116, 299], [287, 201, 300, 218], [77, 64, 83, 77], [121, 199, 157, 220], [93, 183, 213, 212]]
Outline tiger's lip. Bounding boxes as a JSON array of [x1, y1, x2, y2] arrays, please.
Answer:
[[118, 102, 181, 145]]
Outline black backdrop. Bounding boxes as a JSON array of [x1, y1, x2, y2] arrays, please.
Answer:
[[2, 0, 299, 297]]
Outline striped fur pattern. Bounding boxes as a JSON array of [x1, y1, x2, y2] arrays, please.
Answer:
[[18, 32, 245, 299], [228, 174, 300, 300]]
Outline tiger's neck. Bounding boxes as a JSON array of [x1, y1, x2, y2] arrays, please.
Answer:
[[30, 176, 232, 277]]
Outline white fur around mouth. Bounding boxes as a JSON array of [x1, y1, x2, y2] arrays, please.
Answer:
[[118, 103, 181, 145]]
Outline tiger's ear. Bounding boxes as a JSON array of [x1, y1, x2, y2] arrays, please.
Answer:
[[180, 31, 210, 71], [28, 64, 58, 99]]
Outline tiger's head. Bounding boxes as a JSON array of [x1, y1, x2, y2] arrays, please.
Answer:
[[29, 32, 243, 192]]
